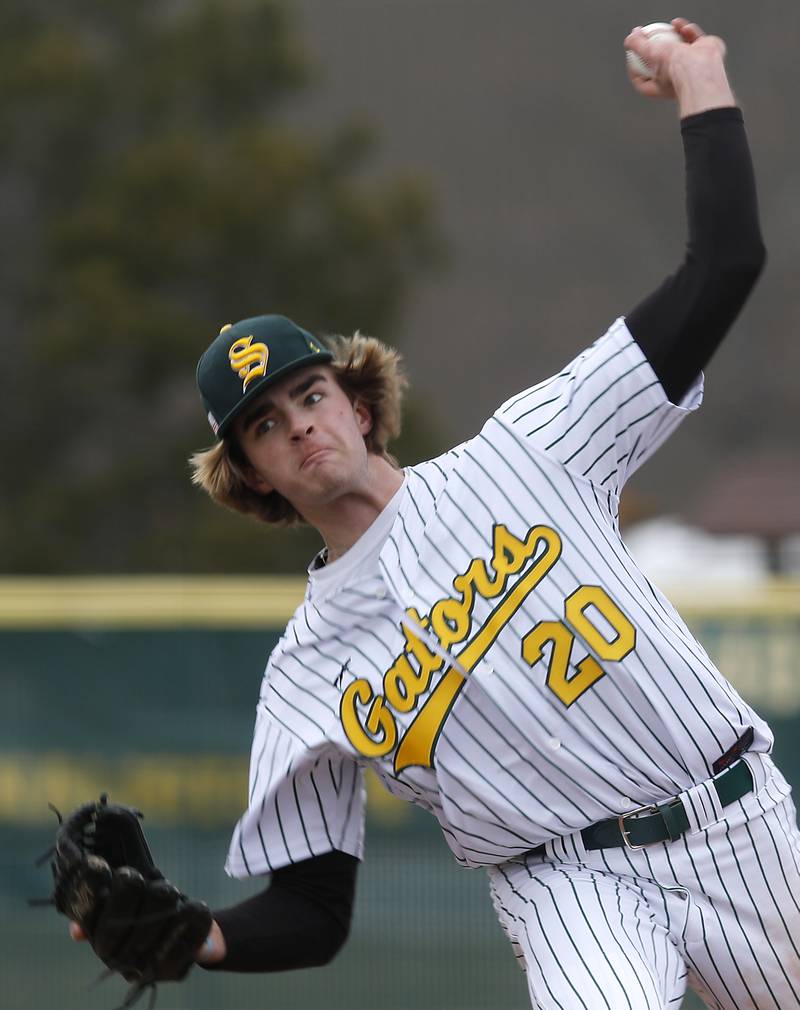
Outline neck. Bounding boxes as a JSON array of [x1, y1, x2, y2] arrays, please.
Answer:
[[305, 456, 404, 563]]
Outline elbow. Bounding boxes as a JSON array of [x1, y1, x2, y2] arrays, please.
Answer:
[[312, 917, 351, 967], [723, 232, 767, 282], [720, 240, 767, 297], [693, 227, 767, 280], [695, 237, 767, 296], [738, 237, 768, 281], [753, 239, 768, 277]]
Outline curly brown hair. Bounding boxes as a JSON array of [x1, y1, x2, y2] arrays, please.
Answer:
[[189, 332, 407, 525]]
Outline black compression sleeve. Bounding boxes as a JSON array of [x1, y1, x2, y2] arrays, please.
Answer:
[[202, 850, 359, 973], [625, 107, 766, 403]]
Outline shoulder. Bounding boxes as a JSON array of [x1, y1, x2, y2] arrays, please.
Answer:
[[495, 319, 644, 424]]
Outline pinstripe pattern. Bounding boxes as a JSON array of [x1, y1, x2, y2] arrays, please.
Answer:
[[490, 857, 687, 1009], [488, 756, 800, 1009], [227, 319, 774, 874], [225, 318, 799, 1005]]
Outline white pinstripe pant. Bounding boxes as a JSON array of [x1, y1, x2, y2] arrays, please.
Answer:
[[488, 755, 800, 1010]]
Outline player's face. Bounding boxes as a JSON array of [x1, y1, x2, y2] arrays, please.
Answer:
[[233, 365, 373, 512]]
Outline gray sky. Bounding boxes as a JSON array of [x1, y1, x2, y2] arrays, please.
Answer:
[[290, 0, 800, 515]]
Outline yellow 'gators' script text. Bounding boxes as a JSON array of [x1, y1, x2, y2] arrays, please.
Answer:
[[340, 524, 562, 773]]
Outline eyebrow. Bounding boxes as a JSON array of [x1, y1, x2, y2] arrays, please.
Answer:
[[241, 373, 327, 433]]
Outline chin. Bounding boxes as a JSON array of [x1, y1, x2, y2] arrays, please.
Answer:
[[297, 467, 354, 507]]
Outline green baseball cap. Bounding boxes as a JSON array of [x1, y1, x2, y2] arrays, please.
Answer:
[[196, 314, 333, 437]]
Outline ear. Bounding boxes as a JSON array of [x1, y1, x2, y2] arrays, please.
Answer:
[[241, 464, 274, 496], [354, 398, 373, 437]]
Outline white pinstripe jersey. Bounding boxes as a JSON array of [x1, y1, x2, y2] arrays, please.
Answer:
[[226, 318, 773, 876]]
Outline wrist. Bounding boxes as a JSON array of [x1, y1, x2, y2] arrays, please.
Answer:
[[670, 51, 735, 117], [196, 920, 227, 965]]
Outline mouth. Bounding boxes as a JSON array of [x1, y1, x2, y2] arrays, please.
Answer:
[[300, 448, 332, 470]]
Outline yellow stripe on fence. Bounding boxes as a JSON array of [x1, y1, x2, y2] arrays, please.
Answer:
[[0, 577, 798, 629], [0, 753, 408, 827], [0, 577, 307, 628]]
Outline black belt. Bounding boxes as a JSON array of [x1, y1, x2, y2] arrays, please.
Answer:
[[581, 758, 753, 851]]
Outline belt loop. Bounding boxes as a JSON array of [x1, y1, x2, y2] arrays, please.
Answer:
[[658, 801, 686, 842], [680, 776, 725, 834], [741, 751, 768, 794]]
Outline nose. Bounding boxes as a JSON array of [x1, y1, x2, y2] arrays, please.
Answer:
[[289, 414, 313, 441]]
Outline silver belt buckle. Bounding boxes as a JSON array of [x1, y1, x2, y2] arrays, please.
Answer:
[[618, 804, 660, 851]]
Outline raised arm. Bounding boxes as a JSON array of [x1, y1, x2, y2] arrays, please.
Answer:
[[623, 19, 766, 402]]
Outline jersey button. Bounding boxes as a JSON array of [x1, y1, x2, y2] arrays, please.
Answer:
[[547, 737, 561, 750], [375, 586, 387, 600], [620, 797, 633, 809]]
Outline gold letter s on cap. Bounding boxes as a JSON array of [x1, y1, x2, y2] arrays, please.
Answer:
[[229, 336, 269, 392]]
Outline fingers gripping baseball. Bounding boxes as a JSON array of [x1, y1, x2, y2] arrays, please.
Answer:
[[624, 19, 726, 100]]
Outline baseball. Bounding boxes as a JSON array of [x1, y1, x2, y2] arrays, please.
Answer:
[[626, 22, 682, 79]]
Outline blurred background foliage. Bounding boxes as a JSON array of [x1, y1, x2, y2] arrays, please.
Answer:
[[0, 0, 445, 573], [2, 0, 798, 577]]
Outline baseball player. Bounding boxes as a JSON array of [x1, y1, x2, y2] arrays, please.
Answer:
[[70, 18, 800, 1010]]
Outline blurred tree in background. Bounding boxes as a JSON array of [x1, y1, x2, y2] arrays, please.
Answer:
[[0, 0, 444, 573]]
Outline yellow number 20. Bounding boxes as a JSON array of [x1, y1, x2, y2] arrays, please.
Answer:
[[521, 585, 636, 706]]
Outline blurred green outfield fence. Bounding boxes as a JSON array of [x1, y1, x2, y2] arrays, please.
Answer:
[[2, 577, 799, 1010]]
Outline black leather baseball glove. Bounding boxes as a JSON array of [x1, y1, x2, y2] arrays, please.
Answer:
[[34, 794, 212, 1008]]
